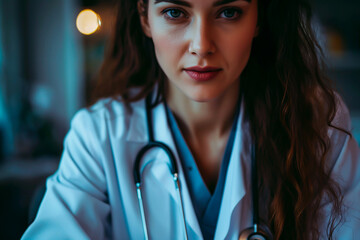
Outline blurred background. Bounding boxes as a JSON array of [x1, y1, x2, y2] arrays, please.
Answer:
[[0, 0, 359, 239]]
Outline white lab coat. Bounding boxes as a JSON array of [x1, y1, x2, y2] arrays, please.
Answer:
[[22, 96, 360, 239]]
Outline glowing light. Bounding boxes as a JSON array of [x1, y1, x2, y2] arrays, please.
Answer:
[[76, 9, 101, 35]]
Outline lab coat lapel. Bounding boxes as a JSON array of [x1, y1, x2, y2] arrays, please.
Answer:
[[126, 100, 148, 142], [150, 101, 203, 239], [125, 99, 202, 239], [214, 99, 253, 239]]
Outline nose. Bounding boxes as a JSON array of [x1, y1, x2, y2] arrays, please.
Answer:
[[188, 17, 215, 57]]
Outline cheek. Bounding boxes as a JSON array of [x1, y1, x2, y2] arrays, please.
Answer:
[[225, 26, 257, 71], [148, 13, 190, 76], [153, 36, 172, 59], [234, 36, 253, 63], [226, 8, 258, 64], [152, 32, 182, 75]]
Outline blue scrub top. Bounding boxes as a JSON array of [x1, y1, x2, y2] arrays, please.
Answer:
[[165, 103, 240, 239]]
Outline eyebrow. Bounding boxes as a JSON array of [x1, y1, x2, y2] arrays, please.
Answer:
[[154, 0, 191, 7], [154, 0, 251, 8], [213, 0, 251, 7]]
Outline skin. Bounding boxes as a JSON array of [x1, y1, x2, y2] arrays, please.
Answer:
[[139, 0, 258, 192]]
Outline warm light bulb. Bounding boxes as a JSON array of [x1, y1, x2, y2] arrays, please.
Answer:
[[76, 9, 101, 35]]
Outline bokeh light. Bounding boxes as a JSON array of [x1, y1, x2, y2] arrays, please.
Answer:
[[76, 9, 101, 35]]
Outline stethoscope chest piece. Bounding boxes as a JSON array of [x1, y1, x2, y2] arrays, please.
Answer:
[[239, 226, 270, 240]]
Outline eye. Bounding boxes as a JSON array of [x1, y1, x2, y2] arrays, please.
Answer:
[[162, 8, 187, 20], [218, 8, 243, 20]]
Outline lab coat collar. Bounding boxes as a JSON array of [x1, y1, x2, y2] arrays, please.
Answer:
[[126, 99, 148, 143], [152, 101, 203, 239], [214, 98, 252, 239]]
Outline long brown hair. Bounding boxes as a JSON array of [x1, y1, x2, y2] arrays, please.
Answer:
[[93, 0, 346, 239]]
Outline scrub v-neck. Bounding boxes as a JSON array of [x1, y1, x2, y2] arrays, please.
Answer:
[[165, 101, 240, 239]]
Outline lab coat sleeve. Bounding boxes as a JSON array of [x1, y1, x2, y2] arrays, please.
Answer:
[[22, 109, 111, 240], [320, 98, 360, 239]]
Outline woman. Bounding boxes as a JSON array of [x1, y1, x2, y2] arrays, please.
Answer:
[[22, 0, 360, 239]]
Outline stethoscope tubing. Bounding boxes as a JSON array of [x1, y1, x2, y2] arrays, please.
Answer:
[[133, 94, 189, 240]]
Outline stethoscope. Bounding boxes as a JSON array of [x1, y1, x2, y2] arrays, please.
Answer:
[[133, 94, 272, 240]]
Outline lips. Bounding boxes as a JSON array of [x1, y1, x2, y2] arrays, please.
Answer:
[[184, 66, 222, 82]]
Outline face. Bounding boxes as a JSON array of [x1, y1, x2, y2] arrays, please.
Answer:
[[140, 0, 258, 102]]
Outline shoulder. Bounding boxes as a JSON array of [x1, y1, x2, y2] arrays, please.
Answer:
[[326, 93, 360, 184], [331, 93, 352, 132], [69, 97, 146, 143], [75, 97, 145, 124], [323, 96, 360, 238], [327, 94, 352, 151]]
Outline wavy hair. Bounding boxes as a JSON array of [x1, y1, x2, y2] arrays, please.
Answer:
[[92, 0, 346, 239]]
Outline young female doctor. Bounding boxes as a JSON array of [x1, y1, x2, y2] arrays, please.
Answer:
[[22, 0, 360, 239]]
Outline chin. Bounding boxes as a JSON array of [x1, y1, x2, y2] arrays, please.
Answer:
[[186, 91, 221, 103]]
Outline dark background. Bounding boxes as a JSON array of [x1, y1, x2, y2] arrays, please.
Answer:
[[0, 0, 359, 239]]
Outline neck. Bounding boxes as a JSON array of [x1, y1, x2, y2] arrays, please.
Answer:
[[166, 82, 240, 141]]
